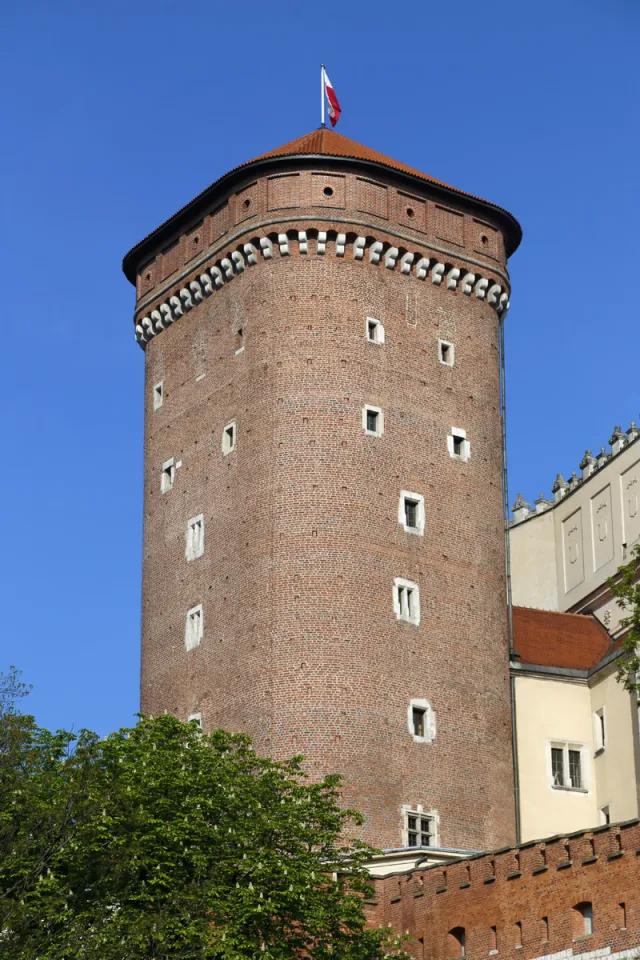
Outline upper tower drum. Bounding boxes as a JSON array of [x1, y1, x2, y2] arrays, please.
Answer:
[[123, 128, 522, 852]]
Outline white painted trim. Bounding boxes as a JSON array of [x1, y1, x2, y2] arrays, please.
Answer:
[[186, 514, 205, 562], [187, 712, 202, 727], [438, 338, 455, 366], [547, 740, 591, 793], [363, 404, 384, 437], [366, 316, 385, 344], [398, 490, 425, 536], [593, 705, 607, 753], [153, 380, 164, 410], [222, 420, 237, 456], [161, 457, 175, 494], [407, 698, 436, 743], [393, 577, 420, 626], [448, 427, 470, 462], [185, 603, 203, 651]]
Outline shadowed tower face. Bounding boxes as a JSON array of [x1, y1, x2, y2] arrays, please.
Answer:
[[123, 128, 522, 852]]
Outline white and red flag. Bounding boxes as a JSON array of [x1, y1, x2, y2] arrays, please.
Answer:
[[322, 66, 342, 127]]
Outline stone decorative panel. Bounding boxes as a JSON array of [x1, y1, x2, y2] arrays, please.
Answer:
[[235, 182, 259, 223], [471, 218, 502, 261], [621, 457, 640, 548], [267, 173, 302, 210], [208, 203, 228, 244], [434, 204, 464, 246], [590, 484, 614, 571], [396, 191, 427, 232], [185, 222, 204, 262], [355, 176, 388, 219], [562, 507, 585, 593], [161, 239, 181, 279], [311, 173, 346, 208]]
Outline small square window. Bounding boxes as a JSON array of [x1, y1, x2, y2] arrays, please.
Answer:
[[366, 316, 385, 344], [185, 604, 203, 651], [161, 458, 176, 494], [394, 577, 420, 625], [448, 428, 470, 462], [363, 405, 383, 437], [153, 380, 164, 410], [186, 515, 204, 562], [222, 421, 237, 456], [399, 491, 425, 535], [408, 698, 435, 742], [438, 339, 455, 366]]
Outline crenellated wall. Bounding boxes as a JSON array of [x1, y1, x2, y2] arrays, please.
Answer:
[[364, 820, 640, 959]]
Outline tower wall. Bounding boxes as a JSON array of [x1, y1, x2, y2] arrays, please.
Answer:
[[133, 156, 516, 850]]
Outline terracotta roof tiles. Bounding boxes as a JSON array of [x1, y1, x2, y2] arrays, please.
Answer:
[[513, 607, 616, 671]]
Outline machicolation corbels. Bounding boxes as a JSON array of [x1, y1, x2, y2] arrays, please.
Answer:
[[133, 230, 511, 348], [511, 420, 640, 525]]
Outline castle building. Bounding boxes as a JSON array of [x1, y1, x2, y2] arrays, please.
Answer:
[[122, 127, 522, 856]]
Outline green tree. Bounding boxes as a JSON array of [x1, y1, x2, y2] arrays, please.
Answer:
[[0, 710, 406, 960], [608, 542, 640, 699]]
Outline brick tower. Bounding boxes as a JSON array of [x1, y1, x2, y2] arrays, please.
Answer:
[[123, 129, 522, 852]]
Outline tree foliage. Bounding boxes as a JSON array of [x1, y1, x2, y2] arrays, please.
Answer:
[[0, 707, 406, 960], [608, 543, 640, 698]]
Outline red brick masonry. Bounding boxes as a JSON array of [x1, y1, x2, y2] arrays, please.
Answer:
[[364, 820, 640, 959]]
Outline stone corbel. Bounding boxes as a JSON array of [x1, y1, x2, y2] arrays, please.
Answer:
[[317, 231, 327, 254], [431, 263, 445, 285], [231, 251, 245, 272], [369, 241, 384, 264], [384, 247, 399, 269], [208, 266, 224, 288], [243, 243, 258, 265], [297, 232, 308, 254], [416, 257, 430, 279], [151, 309, 165, 332], [487, 283, 502, 305], [169, 295, 183, 318], [259, 237, 273, 259], [446, 267, 461, 290], [179, 288, 194, 310], [336, 233, 346, 256], [141, 317, 154, 340], [220, 258, 234, 280], [498, 292, 509, 313], [199, 274, 214, 296], [461, 273, 476, 295], [159, 303, 174, 325], [475, 278, 489, 300], [189, 280, 204, 303], [277, 234, 289, 255], [353, 237, 366, 260], [400, 252, 415, 274]]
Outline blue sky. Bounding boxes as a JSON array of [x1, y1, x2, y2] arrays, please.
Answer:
[[1, 0, 638, 735]]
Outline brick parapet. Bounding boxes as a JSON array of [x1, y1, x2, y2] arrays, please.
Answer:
[[365, 821, 640, 959]]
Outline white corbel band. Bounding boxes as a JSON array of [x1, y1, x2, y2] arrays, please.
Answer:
[[134, 231, 510, 349]]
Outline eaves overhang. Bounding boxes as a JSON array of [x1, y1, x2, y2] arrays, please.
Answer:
[[122, 151, 522, 285]]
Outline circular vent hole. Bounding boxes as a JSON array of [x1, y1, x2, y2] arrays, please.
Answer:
[[406, 207, 415, 219], [323, 186, 334, 198]]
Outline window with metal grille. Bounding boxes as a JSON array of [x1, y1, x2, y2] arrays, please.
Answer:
[[551, 746, 565, 786], [550, 743, 586, 791], [568, 749, 582, 788]]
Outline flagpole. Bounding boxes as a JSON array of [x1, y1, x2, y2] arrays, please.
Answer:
[[320, 64, 325, 128]]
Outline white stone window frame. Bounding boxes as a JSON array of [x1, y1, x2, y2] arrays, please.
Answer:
[[593, 706, 607, 754], [438, 339, 455, 366], [547, 740, 589, 793], [222, 420, 237, 456], [153, 380, 164, 410], [393, 577, 420, 626], [599, 804, 611, 826], [161, 457, 176, 494], [448, 427, 470, 462], [186, 514, 205, 562], [365, 316, 385, 345], [187, 712, 202, 728], [400, 804, 439, 848], [398, 490, 425, 536], [407, 698, 436, 743], [185, 603, 203, 651], [362, 404, 384, 437]]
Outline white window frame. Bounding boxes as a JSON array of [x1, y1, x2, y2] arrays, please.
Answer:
[[185, 604, 203, 651], [438, 339, 455, 366], [222, 420, 237, 456], [398, 490, 425, 536], [448, 427, 470, 462], [365, 316, 385, 345], [362, 404, 384, 437], [161, 458, 176, 494], [407, 698, 436, 743], [186, 514, 205, 562], [153, 380, 164, 410], [599, 804, 610, 825], [400, 804, 439, 848], [548, 741, 589, 792], [187, 712, 202, 727], [593, 706, 606, 754], [393, 577, 420, 626]]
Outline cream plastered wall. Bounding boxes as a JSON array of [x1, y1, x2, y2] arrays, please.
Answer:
[[589, 662, 640, 824], [515, 673, 597, 842], [510, 511, 557, 610]]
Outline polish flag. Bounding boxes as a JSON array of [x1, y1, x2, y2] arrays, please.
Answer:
[[323, 68, 342, 127]]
